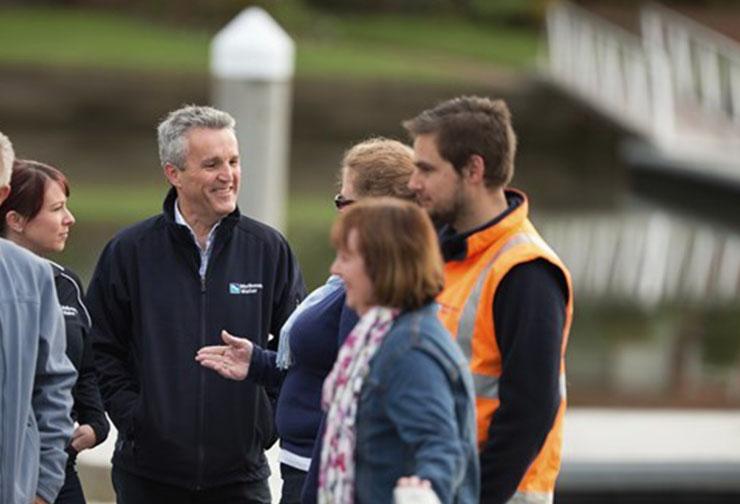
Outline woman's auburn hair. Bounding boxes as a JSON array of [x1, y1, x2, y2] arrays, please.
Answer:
[[331, 197, 444, 311]]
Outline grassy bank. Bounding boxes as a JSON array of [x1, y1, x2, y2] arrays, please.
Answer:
[[0, 5, 539, 82]]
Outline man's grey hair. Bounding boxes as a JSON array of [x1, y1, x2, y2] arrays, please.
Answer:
[[157, 105, 236, 169], [0, 131, 15, 186]]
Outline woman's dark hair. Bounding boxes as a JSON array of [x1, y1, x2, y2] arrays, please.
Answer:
[[0, 159, 70, 236]]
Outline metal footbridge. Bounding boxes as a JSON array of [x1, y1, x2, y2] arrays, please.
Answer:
[[546, 1, 740, 188]]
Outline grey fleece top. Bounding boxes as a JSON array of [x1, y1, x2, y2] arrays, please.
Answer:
[[0, 238, 76, 503]]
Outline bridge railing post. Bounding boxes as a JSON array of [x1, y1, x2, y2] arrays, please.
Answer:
[[731, 64, 740, 126], [643, 3, 740, 135], [665, 26, 694, 99], [697, 41, 723, 113], [640, 9, 676, 146]]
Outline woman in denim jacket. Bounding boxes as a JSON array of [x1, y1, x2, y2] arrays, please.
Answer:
[[321, 198, 479, 504]]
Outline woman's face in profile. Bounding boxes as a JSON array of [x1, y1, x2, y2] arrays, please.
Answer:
[[18, 180, 75, 255], [330, 228, 374, 316]]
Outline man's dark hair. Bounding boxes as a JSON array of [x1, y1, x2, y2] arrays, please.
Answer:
[[403, 95, 517, 188]]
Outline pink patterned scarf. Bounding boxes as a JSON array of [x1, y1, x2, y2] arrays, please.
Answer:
[[318, 306, 399, 503]]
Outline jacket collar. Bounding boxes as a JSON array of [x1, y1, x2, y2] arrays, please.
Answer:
[[47, 258, 65, 278], [162, 187, 241, 242], [439, 188, 528, 262]]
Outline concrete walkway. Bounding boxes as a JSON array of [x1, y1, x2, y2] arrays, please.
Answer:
[[77, 408, 740, 502], [559, 408, 740, 492]]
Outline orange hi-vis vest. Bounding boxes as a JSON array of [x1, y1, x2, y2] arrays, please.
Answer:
[[437, 190, 573, 504]]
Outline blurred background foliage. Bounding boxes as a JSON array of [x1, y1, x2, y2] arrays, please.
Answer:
[[0, 0, 542, 79], [6, 0, 551, 27]]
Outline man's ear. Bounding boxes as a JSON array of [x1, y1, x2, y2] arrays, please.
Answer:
[[163, 163, 181, 187], [5, 210, 27, 233], [463, 154, 486, 185]]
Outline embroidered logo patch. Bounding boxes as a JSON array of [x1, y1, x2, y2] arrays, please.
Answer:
[[61, 305, 79, 317], [229, 283, 263, 295]]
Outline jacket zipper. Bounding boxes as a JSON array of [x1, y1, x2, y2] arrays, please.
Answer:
[[195, 273, 206, 490]]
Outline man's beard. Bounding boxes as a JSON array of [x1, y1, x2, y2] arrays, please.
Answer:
[[425, 190, 465, 230]]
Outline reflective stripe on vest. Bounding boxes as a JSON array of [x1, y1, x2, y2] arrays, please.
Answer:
[[507, 491, 554, 504], [456, 232, 548, 360], [471, 371, 566, 401], [456, 232, 564, 401]]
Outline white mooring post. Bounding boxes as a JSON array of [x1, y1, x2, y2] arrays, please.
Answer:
[[211, 7, 295, 231]]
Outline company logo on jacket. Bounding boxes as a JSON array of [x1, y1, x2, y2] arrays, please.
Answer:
[[61, 305, 79, 317], [229, 283, 263, 295]]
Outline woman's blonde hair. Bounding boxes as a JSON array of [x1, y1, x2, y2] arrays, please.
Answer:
[[340, 137, 415, 200], [331, 197, 443, 311]]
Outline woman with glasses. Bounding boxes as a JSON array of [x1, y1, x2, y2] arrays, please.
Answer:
[[197, 138, 415, 503], [0, 159, 109, 504]]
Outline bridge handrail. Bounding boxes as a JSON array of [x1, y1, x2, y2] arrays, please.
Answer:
[[641, 3, 740, 125], [553, 0, 645, 45], [546, 1, 674, 141], [644, 2, 740, 64]]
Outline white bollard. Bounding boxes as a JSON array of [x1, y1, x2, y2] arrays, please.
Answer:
[[211, 7, 295, 231]]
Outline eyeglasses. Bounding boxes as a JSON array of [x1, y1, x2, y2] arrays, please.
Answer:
[[333, 193, 355, 210]]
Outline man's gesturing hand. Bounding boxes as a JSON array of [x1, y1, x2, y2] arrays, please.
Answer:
[[195, 330, 253, 381]]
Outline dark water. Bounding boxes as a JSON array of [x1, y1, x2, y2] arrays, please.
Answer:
[[2, 66, 738, 409]]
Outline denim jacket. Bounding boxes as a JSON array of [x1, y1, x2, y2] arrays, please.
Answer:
[[355, 303, 479, 504]]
